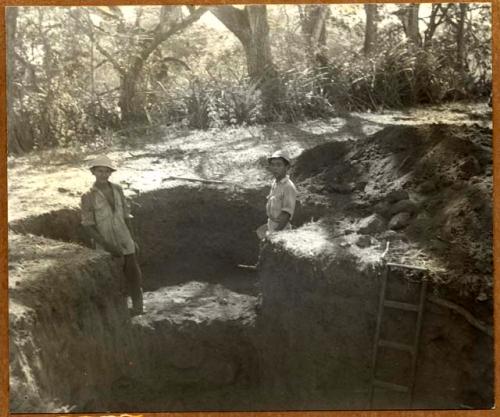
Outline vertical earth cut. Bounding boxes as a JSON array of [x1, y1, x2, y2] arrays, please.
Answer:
[[256, 221, 494, 410]]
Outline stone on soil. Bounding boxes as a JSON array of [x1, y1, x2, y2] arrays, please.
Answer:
[[389, 212, 412, 230], [389, 199, 418, 215], [358, 214, 386, 235], [355, 235, 372, 248], [386, 189, 409, 203]]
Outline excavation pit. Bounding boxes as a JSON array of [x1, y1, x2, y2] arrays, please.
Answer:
[[9, 123, 494, 412], [8, 184, 323, 412]]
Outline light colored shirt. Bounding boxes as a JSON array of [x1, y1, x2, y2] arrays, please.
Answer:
[[266, 175, 297, 231], [80, 182, 136, 255]]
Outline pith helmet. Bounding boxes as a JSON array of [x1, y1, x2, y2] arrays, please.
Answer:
[[268, 150, 292, 165], [89, 155, 116, 171]]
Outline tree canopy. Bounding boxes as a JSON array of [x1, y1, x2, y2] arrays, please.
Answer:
[[7, 4, 492, 154]]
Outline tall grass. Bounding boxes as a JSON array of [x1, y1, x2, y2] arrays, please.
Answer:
[[149, 41, 490, 130]]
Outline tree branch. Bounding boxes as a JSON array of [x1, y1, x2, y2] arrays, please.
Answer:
[[69, 11, 126, 76], [90, 6, 123, 22], [94, 42, 126, 76], [139, 6, 208, 63], [209, 6, 250, 44]]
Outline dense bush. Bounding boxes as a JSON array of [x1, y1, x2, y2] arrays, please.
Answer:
[[7, 5, 492, 152]]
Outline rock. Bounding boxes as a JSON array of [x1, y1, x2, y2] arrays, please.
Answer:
[[309, 184, 325, 194], [419, 181, 437, 193], [389, 212, 412, 230], [57, 187, 70, 193], [358, 214, 386, 235], [451, 181, 466, 190], [355, 235, 372, 248], [389, 199, 418, 216], [410, 212, 432, 234], [380, 230, 400, 241], [327, 182, 355, 194], [374, 201, 391, 218], [387, 190, 409, 203], [459, 156, 481, 178], [355, 181, 368, 191]]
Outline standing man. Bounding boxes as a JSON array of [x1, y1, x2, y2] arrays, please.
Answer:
[[80, 155, 144, 316], [263, 150, 297, 237]]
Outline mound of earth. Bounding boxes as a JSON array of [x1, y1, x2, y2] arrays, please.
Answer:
[[292, 123, 492, 318]]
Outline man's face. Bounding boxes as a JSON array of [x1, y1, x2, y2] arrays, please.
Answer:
[[92, 166, 113, 183], [269, 158, 288, 178]]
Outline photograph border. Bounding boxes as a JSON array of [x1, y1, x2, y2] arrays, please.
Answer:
[[0, 0, 498, 416]]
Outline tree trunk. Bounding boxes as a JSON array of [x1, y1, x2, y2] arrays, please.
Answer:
[[407, 4, 421, 46], [211, 5, 276, 83], [6, 7, 34, 154], [119, 63, 146, 124], [396, 4, 421, 46], [363, 4, 378, 56], [456, 3, 468, 73], [82, 6, 207, 124], [210, 5, 280, 113], [244, 6, 275, 81], [299, 5, 329, 66], [120, 6, 197, 124]]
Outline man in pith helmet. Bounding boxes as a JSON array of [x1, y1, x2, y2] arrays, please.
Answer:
[[80, 155, 144, 316], [259, 150, 298, 238]]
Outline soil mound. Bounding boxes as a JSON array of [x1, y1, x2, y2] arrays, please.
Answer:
[[292, 124, 493, 311]]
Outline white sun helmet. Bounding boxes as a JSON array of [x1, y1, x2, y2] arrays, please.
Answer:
[[268, 150, 292, 165], [88, 155, 116, 171]]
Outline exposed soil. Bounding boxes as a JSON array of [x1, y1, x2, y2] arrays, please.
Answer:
[[7, 102, 491, 222], [8, 103, 493, 412], [292, 123, 493, 316]]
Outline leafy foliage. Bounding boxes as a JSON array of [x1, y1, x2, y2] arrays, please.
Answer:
[[7, 4, 492, 153]]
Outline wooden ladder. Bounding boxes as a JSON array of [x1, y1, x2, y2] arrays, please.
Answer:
[[369, 262, 428, 409]]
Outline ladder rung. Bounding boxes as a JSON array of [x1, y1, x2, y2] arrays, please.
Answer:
[[373, 379, 410, 393], [379, 339, 414, 354], [387, 262, 427, 272], [384, 300, 419, 311]]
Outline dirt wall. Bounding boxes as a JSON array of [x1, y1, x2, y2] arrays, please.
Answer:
[[9, 233, 138, 412], [9, 184, 324, 290], [256, 223, 494, 410]]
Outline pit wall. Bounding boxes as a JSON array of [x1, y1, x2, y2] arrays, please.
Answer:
[[256, 224, 494, 410], [10, 184, 325, 290], [9, 234, 138, 412]]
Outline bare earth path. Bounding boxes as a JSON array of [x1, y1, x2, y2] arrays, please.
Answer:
[[8, 102, 491, 222]]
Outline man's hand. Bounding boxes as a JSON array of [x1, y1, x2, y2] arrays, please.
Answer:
[[134, 241, 140, 256]]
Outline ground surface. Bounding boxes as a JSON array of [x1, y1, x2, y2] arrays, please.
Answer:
[[8, 102, 491, 221]]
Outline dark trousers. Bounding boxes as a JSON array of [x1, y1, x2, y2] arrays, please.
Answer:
[[123, 253, 143, 312]]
